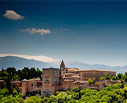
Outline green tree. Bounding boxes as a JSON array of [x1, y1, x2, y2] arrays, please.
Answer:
[[117, 73, 123, 80], [26, 95, 42, 103], [105, 73, 110, 80], [13, 89, 18, 97], [87, 78, 94, 84], [100, 77, 104, 80], [112, 76, 117, 80], [29, 68, 37, 78], [72, 87, 78, 92], [124, 75, 127, 82], [0, 88, 10, 96], [125, 72, 127, 76], [6, 75, 12, 93]]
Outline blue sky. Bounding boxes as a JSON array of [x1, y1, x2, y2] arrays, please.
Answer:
[[0, 1, 127, 66]]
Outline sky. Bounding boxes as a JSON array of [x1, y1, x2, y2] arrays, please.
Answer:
[[0, 0, 127, 66]]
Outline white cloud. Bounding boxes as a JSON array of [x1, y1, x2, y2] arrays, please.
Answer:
[[21, 28, 51, 36], [3, 10, 24, 20], [0, 54, 60, 63]]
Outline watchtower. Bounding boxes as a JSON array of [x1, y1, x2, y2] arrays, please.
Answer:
[[41, 67, 59, 97]]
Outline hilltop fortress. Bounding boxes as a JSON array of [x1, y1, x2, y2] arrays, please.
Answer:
[[12, 60, 116, 97], [41, 60, 116, 97]]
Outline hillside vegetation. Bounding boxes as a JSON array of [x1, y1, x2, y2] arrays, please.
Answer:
[[1, 83, 127, 103]]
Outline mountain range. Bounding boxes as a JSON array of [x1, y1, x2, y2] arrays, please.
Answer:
[[0, 56, 127, 74]]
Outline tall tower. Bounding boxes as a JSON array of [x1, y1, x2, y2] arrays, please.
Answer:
[[60, 60, 65, 74], [41, 68, 59, 97]]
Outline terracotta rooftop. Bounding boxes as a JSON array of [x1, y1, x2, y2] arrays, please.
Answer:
[[66, 67, 79, 71], [0, 80, 4, 82], [73, 69, 115, 72], [22, 79, 27, 82], [62, 77, 70, 79], [80, 81, 88, 83], [70, 75, 83, 78], [64, 73, 77, 75], [73, 81, 88, 83], [64, 79, 74, 82], [11, 81, 21, 83]]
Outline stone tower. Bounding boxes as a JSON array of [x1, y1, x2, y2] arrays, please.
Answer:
[[60, 60, 65, 74], [41, 67, 59, 97], [22, 79, 28, 96]]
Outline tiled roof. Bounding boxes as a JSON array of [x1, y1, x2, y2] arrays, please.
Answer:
[[64, 79, 74, 82], [64, 73, 77, 75], [70, 75, 83, 78], [11, 81, 21, 83], [73, 69, 115, 72], [22, 79, 27, 81], [0, 80, 4, 82], [66, 67, 79, 71]]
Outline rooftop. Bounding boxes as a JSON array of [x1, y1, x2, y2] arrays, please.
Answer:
[[74, 69, 116, 72]]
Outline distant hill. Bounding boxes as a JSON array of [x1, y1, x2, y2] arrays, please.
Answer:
[[65, 61, 127, 74], [0, 56, 127, 74], [0, 56, 51, 70]]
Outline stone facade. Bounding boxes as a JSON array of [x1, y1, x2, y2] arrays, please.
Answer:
[[21, 78, 42, 96], [0, 80, 6, 89], [11, 81, 22, 89]]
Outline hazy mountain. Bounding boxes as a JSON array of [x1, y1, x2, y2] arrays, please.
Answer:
[[65, 61, 127, 74], [0, 56, 127, 74], [0, 56, 51, 70]]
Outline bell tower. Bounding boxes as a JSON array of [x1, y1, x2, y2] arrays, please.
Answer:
[[60, 60, 65, 74]]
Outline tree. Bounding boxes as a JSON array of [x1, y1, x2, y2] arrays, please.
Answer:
[[37, 68, 42, 78], [29, 68, 37, 78], [124, 75, 127, 82], [6, 75, 12, 93], [105, 73, 110, 80], [112, 76, 117, 80], [100, 77, 104, 80], [117, 73, 123, 80], [54, 91, 59, 96], [26, 95, 42, 103], [72, 87, 78, 92], [125, 72, 127, 76], [87, 78, 94, 84]]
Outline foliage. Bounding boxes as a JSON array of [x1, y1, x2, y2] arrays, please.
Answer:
[[112, 76, 117, 80], [87, 78, 94, 84], [26, 91, 41, 97], [124, 75, 127, 82], [95, 82, 99, 85], [1, 83, 127, 103], [117, 73, 123, 80], [13, 89, 18, 96], [0, 88, 10, 97], [100, 77, 104, 80], [105, 73, 110, 80], [54, 91, 59, 96], [25, 95, 42, 103], [72, 87, 78, 92]]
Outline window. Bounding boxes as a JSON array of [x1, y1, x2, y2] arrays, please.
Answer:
[[31, 84, 33, 87]]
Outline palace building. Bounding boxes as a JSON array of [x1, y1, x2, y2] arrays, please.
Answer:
[[41, 60, 116, 97], [11, 60, 116, 97]]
